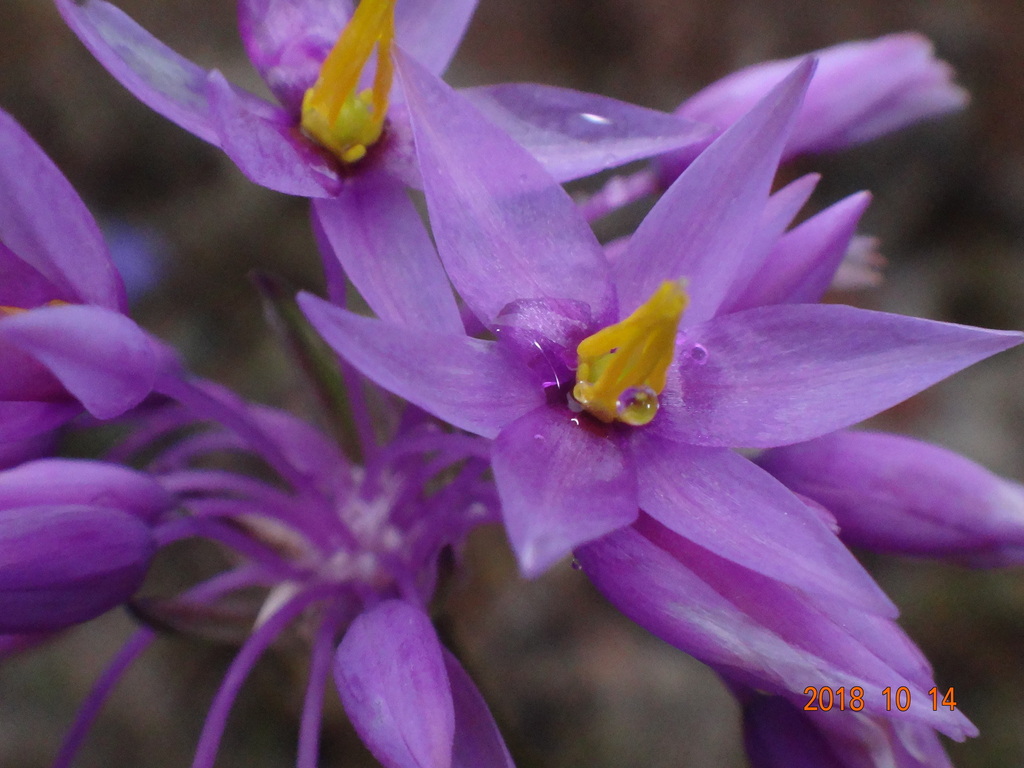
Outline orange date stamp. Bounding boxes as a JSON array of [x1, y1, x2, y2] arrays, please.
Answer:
[[802, 686, 958, 712]]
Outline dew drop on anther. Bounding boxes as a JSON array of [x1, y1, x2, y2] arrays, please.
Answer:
[[570, 558, 583, 571], [616, 386, 659, 426], [687, 344, 708, 365]]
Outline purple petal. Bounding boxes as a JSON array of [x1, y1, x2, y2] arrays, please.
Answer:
[[759, 431, 1024, 564], [0, 240, 71, 308], [718, 172, 821, 312], [663, 304, 1024, 447], [395, 0, 478, 75], [0, 402, 78, 443], [298, 294, 543, 438], [460, 84, 714, 183], [577, 519, 976, 738], [674, 33, 967, 160], [0, 304, 161, 420], [237, 0, 353, 114], [614, 59, 814, 322], [55, 0, 219, 145], [444, 650, 515, 768], [395, 48, 614, 326], [205, 71, 342, 197], [0, 504, 154, 632], [0, 459, 174, 524], [0, 109, 124, 310], [730, 192, 872, 311], [312, 171, 463, 333], [632, 433, 895, 616], [492, 406, 637, 576], [335, 600, 454, 768]]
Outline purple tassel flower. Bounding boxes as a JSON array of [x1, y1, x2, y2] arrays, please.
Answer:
[[0, 108, 166, 444], [50, 376, 511, 768], [758, 430, 1024, 566]]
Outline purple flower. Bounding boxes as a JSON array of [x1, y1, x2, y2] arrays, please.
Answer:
[[0, 108, 165, 442], [0, 459, 170, 633], [299, 53, 1021, 582], [758, 430, 1024, 566], [297, 53, 1017, 737], [51, 376, 511, 768]]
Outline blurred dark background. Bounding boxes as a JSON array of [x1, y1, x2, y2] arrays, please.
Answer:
[[2, 1, 1024, 766]]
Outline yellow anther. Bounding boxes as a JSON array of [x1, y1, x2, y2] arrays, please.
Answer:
[[0, 299, 68, 317], [301, 0, 395, 163], [572, 280, 688, 425]]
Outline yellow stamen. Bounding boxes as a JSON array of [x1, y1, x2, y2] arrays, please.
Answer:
[[572, 280, 688, 426], [1, 299, 69, 317], [300, 0, 396, 164]]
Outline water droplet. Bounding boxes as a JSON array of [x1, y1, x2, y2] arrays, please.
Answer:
[[579, 112, 612, 125], [616, 386, 659, 426], [687, 344, 708, 365], [570, 417, 581, 427], [533, 433, 545, 443], [570, 558, 583, 571]]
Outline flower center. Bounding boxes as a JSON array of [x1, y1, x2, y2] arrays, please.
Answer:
[[300, 0, 396, 164], [572, 280, 688, 426]]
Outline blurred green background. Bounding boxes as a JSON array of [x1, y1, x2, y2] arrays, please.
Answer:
[[2, 1, 1024, 766]]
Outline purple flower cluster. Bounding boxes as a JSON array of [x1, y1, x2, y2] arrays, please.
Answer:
[[1, 1, 1022, 767]]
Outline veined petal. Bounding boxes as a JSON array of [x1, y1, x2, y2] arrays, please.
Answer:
[[0, 304, 161, 420], [730, 192, 871, 311], [461, 84, 714, 183], [0, 109, 124, 310], [55, 0, 220, 145], [444, 650, 515, 768], [663, 304, 1024, 448], [759, 431, 1024, 564], [614, 59, 814, 322], [395, 48, 614, 326], [313, 171, 463, 333], [577, 520, 976, 739], [298, 293, 542, 438], [335, 600, 454, 768], [394, 0, 479, 76], [492, 406, 637, 577], [238, 0, 354, 113], [674, 33, 967, 160], [0, 504, 154, 632], [0, 459, 174, 525], [206, 71, 342, 197], [631, 433, 896, 616]]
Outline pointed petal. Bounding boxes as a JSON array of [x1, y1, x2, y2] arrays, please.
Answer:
[[55, 0, 219, 144], [731, 192, 871, 310], [237, 0, 353, 113], [313, 172, 463, 333], [614, 59, 814, 322], [577, 520, 976, 738], [395, 48, 614, 326], [0, 304, 160, 420], [492, 407, 637, 576], [461, 84, 714, 183], [298, 294, 542, 438], [0, 504, 154, 632], [633, 433, 896, 615], [206, 71, 341, 197], [718, 173, 821, 313], [759, 431, 1024, 564], [0, 109, 124, 310], [395, 0, 478, 75], [663, 304, 1024, 447], [335, 600, 454, 768], [444, 650, 516, 768]]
